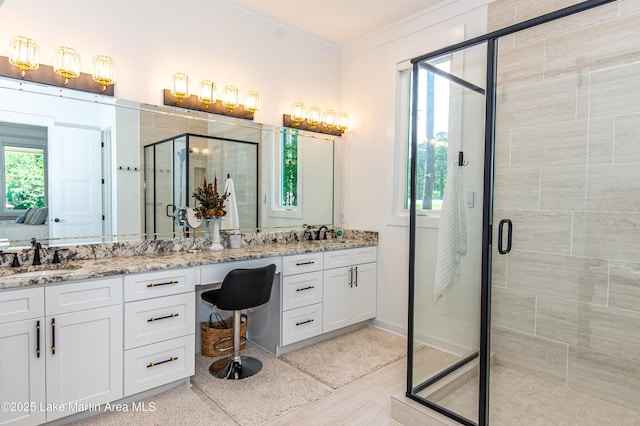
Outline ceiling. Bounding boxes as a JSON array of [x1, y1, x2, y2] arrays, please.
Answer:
[[232, 0, 446, 45]]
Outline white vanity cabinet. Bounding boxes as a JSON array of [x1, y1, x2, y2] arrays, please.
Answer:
[[0, 287, 46, 426], [0, 277, 123, 425], [44, 277, 123, 422], [281, 252, 324, 346], [323, 247, 377, 333], [250, 247, 377, 355], [123, 268, 195, 396]]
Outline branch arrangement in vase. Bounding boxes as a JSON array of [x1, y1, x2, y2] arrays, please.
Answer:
[[192, 176, 229, 219]]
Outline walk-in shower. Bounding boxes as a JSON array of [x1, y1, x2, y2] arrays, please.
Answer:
[[406, 0, 640, 424], [144, 133, 258, 239]]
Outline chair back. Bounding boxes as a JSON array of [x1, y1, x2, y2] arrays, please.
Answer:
[[215, 264, 276, 311]]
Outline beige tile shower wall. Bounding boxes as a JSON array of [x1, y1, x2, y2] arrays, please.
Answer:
[[489, 0, 640, 409]]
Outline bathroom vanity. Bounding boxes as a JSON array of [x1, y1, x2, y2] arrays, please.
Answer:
[[0, 233, 377, 425]]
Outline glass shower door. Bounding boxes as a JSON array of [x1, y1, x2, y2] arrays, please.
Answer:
[[489, 4, 640, 423], [408, 42, 486, 425]]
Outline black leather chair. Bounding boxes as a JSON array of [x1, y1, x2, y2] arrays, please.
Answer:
[[200, 263, 276, 379]]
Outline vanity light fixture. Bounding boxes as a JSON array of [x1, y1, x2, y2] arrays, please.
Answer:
[[171, 72, 190, 103], [222, 85, 239, 111], [92, 55, 116, 92], [163, 82, 258, 120], [244, 90, 261, 113], [9, 35, 39, 77], [53, 46, 81, 84], [282, 103, 348, 136], [198, 80, 217, 108], [2, 36, 114, 95]]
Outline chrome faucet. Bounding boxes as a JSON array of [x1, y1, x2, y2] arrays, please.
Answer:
[[316, 225, 329, 240]]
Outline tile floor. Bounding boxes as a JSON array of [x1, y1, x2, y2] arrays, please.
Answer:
[[431, 364, 640, 425], [72, 342, 640, 425]]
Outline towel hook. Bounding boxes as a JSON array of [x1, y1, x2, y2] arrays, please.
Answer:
[[458, 151, 469, 167]]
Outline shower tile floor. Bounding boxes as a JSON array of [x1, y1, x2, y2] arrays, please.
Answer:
[[426, 364, 640, 425]]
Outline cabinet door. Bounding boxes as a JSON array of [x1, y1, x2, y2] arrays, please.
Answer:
[[351, 262, 377, 323], [323, 266, 351, 333], [0, 319, 46, 426], [45, 305, 123, 422]]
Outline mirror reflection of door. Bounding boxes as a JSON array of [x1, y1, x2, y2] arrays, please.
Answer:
[[49, 125, 103, 245]]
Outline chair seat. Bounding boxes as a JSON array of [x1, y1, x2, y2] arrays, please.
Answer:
[[201, 289, 220, 305]]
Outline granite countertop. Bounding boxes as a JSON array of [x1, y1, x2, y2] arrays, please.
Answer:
[[0, 238, 376, 290]]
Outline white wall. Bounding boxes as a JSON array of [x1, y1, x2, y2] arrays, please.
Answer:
[[340, 0, 491, 339], [0, 0, 343, 126]]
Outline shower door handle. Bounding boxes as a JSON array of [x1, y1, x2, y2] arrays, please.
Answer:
[[497, 219, 512, 254]]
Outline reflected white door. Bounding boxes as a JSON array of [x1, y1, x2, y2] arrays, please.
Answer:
[[49, 125, 102, 244]]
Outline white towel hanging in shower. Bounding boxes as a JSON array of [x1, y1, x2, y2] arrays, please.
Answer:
[[433, 161, 467, 301], [222, 177, 240, 234]]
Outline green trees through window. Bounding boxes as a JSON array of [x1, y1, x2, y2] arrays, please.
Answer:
[[4, 146, 45, 211], [415, 131, 448, 211], [280, 130, 298, 207], [404, 59, 451, 212]]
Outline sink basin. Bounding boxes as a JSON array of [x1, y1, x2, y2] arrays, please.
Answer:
[[308, 239, 349, 245], [13, 269, 76, 278], [8, 263, 81, 278]]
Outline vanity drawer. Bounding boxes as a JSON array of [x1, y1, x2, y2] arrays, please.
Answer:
[[124, 292, 195, 349], [323, 246, 377, 269], [282, 271, 323, 311], [281, 303, 323, 346], [282, 252, 323, 276], [124, 334, 195, 396], [45, 277, 122, 315], [124, 268, 195, 302], [200, 257, 281, 284], [0, 287, 44, 324]]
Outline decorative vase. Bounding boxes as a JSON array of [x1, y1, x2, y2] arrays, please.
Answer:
[[208, 217, 224, 251]]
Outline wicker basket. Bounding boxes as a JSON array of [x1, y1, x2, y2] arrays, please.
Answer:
[[200, 314, 247, 357]]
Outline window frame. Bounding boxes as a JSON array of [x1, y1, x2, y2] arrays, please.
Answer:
[[391, 58, 455, 229], [268, 128, 303, 219]]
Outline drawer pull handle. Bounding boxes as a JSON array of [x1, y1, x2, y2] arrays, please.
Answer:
[[147, 356, 178, 368], [295, 319, 314, 326], [295, 261, 315, 266], [146, 280, 177, 288], [36, 320, 41, 358], [296, 286, 315, 292], [51, 318, 56, 355], [148, 313, 179, 322]]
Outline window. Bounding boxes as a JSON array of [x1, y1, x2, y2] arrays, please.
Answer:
[[269, 127, 302, 219], [0, 123, 47, 216], [3, 145, 46, 213], [280, 129, 298, 208], [405, 60, 451, 213]]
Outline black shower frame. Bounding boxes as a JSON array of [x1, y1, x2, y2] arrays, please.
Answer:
[[406, 1, 616, 425], [143, 133, 259, 239]]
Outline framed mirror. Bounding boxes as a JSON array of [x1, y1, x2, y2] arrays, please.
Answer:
[[0, 79, 336, 247]]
